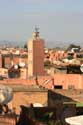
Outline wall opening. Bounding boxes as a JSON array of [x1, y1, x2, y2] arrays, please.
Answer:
[[54, 85, 63, 89]]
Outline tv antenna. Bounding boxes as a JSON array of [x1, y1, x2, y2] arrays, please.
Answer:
[[34, 26, 40, 38]]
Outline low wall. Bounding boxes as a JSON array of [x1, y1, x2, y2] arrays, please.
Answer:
[[0, 115, 16, 125], [0, 74, 83, 89]]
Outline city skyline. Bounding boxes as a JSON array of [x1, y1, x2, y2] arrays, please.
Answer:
[[0, 0, 83, 46]]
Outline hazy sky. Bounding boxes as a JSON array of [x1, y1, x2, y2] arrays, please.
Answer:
[[0, 0, 83, 45]]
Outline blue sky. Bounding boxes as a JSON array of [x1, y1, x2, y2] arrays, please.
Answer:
[[0, 0, 83, 46]]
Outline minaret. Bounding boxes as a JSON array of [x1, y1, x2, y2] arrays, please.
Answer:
[[0, 53, 2, 68], [28, 27, 45, 77]]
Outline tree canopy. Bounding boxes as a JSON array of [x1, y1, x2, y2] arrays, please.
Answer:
[[65, 44, 81, 52]]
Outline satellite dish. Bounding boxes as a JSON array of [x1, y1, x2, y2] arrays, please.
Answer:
[[19, 62, 25, 67], [0, 85, 13, 104], [80, 64, 83, 72], [14, 65, 18, 69], [33, 103, 43, 107]]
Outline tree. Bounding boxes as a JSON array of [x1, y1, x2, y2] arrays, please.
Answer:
[[24, 43, 28, 49], [44, 60, 51, 68], [65, 44, 81, 52]]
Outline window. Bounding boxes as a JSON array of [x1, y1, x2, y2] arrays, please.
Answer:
[[68, 85, 75, 90], [54, 85, 63, 89], [4, 71, 7, 74]]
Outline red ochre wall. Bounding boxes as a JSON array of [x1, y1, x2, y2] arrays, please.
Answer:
[[53, 74, 83, 89], [0, 74, 83, 89]]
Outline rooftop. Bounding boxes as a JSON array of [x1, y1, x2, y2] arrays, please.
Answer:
[[65, 115, 83, 125]]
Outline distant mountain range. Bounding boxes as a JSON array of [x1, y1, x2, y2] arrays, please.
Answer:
[[0, 40, 83, 48], [0, 40, 24, 48], [46, 41, 83, 48]]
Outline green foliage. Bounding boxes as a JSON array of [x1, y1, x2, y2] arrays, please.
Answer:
[[46, 120, 61, 125], [67, 55, 73, 60], [76, 102, 83, 107], [44, 60, 52, 68], [24, 43, 28, 49], [39, 112, 61, 125], [65, 44, 81, 52]]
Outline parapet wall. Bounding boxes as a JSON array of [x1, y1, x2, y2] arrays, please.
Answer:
[[0, 74, 83, 89]]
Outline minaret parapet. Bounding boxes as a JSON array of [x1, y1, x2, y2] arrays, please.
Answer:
[[32, 26, 40, 39]]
